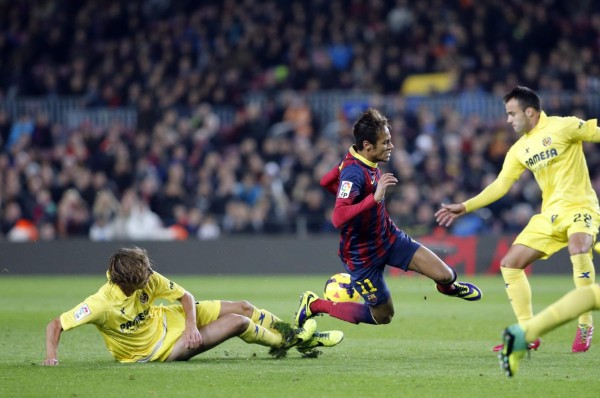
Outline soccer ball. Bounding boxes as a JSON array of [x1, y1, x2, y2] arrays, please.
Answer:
[[324, 273, 361, 302]]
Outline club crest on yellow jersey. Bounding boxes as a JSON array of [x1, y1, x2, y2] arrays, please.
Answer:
[[140, 292, 149, 304]]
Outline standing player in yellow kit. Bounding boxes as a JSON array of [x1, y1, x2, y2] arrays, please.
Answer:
[[436, 86, 600, 353]]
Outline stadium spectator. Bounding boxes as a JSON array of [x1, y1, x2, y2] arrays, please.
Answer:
[[7, 219, 38, 241], [111, 188, 178, 241], [55, 189, 91, 238], [298, 185, 330, 234], [89, 189, 120, 241], [42, 246, 343, 365], [197, 214, 221, 240], [31, 188, 57, 226], [0, 110, 11, 151], [30, 113, 53, 153], [6, 114, 34, 152], [1, 201, 24, 236]]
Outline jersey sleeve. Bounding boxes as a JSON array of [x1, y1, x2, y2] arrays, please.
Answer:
[[496, 145, 525, 181], [463, 147, 522, 212], [331, 165, 377, 228], [59, 293, 107, 331], [567, 117, 599, 142], [463, 176, 515, 212], [336, 164, 364, 202], [147, 272, 186, 302], [590, 127, 600, 142]]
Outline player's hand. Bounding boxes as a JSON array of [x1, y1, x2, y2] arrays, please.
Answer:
[[374, 173, 398, 202], [435, 203, 466, 227], [41, 358, 59, 366], [184, 326, 203, 350]]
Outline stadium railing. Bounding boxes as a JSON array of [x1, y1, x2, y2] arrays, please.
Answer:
[[2, 91, 600, 130]]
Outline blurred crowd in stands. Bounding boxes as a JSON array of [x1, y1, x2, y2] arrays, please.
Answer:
[[1, 0, 600, 241]]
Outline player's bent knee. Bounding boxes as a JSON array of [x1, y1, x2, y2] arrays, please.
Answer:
[[436, 271, 454, 285], [229, 313, 250, 334], [373, 310, 394, 324], [214, 312, 250, 334], [499, 259, 520, 269], [567, 244, 592, 255], [374, 314, 393, 324], [235, 300, 255, 317]]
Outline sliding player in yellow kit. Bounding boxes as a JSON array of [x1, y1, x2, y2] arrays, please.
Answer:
[[435, 86, 600, 353], [42, 247, 343, 365]]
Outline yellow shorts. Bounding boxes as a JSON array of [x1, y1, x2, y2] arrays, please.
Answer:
[[514, 207, 600, 259], [151, 300, 221, 362]]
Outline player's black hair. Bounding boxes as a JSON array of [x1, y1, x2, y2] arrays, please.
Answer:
[[352, 108, 390, 150], [503, 86, 541, 112]]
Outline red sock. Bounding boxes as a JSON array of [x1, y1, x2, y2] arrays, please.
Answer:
[[311, 299, 377, 324], [311, 298, 333, 314]]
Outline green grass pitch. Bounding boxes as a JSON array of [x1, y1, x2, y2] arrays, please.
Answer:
[[1, 274, 600, 397]]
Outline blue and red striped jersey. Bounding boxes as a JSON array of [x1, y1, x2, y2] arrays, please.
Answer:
[[323, 147, 400, 271]]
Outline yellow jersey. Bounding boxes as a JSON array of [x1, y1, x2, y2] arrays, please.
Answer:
[[466, 112, 600, 214], [60, 271, 186, 362]]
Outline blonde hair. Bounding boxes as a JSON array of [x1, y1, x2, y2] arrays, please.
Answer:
[[107, 246, 154, 286]]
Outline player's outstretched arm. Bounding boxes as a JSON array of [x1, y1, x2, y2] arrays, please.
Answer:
[[435, 203, 467, 227], [42, 317, 63, 366]]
